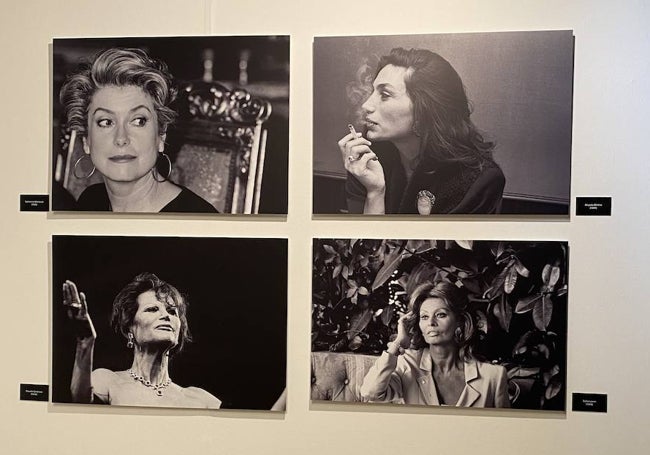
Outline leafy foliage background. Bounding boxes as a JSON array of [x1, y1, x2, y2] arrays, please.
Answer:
[[312, 239, 568, 410]]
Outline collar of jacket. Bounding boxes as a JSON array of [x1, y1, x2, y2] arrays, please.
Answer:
[[414, 347, 480, 406]]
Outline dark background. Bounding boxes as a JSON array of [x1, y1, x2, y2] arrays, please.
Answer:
[[313, 31, 574, 215], [52, 236, 287, 410], [52, 36, 289, 214]]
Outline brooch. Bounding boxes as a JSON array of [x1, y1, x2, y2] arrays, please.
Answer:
[[416, 190, 436, 215]]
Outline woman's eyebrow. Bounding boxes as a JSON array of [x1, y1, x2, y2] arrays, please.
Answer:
[[374, 83, 395, 92], [91, 105, 152, 116]]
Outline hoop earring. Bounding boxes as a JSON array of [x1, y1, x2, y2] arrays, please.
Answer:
[[454, 327, 463, 344], [152, 152, 172, 182], [73, 155, 96, 179], [127, 333, 134, 349]]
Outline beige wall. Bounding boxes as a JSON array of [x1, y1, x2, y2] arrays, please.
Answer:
[[1, 0, 649, 454]]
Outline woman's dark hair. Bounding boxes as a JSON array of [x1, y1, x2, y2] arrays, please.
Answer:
[[376, 47, 495, 169], [59, 47, 178, 137], [110, 272, 191, 355], [408, 280, 476, 360]]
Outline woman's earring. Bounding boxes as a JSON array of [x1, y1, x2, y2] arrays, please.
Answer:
[[127, 332, 134, 349], [152, 152, 172, 182], [454, 327, 463, 343], [73, 155, 96, 179]]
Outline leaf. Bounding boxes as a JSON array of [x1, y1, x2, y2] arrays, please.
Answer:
[[494, 294, 513, 331], [548, 266, 561, 288], [545, 380, 562, 400], [556, 284, 568, 297], [515, 294, 542, 313], [347, 309, 372, 340], [504, 265, 518, 294], [323, 244, 337, 255], [357, 286, 369, 296], [348, 335, 363, 351], [541, 264, 552, 284], [489, 266, 509, 298], [380, 305, 394, 326], [514, 258, 530, 278], [350, 239, 358, 249], [455, 240, 473, 250], [341, 265, 349, 280], [543, 364, 560, 385], [371, 248, 404, 291], [346, 287, 357, 298], [532, 294, 553, 330], [333, 263, 342, 278], [507, 366, 540, 379]]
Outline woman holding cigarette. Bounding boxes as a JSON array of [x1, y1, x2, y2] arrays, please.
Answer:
[[360, 281, 510, 407], [59, 48, 216, 213], [339, 48, 505, 215]]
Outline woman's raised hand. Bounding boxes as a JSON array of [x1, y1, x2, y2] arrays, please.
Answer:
[[395, 311, 416, 349], [62, 280, 96, 340], [338, 131, 385, 195]]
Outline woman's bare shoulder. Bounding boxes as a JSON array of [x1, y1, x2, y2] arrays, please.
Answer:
[[183, 386, 222, 409]]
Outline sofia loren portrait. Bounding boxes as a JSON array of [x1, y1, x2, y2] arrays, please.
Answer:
[[361, 281, 510, 407], [63, 273, 222, 408], [59, 48, 216, 212], [339, 48, 505, 215]]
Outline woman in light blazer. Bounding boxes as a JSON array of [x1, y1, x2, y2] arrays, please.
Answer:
[[361, 281, 509, 407]]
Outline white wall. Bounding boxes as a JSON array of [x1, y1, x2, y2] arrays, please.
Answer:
[[1, 0, 649, 454]]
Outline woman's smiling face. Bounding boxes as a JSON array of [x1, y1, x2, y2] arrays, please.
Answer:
[[418, 297, 458, 347], [84, 85, 164, 183], [361, 64, 415, 142], [130, 290, 181, 349]]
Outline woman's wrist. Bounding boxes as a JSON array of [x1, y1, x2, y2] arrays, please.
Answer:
[[385, 341, 404, 356]]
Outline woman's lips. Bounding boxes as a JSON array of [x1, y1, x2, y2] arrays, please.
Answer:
[[109, 155, 136, 163], [365, 119, 378, 128]]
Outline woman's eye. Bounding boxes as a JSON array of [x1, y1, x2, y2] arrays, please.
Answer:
[[96, 118, 113, 127], [145, 306, 158, 312], [167, 307, 177, 316], [131, 117, 148, 127], [420, 314, 428, 320], [435, 312, 447, 319], [380, 91, 391, 100]]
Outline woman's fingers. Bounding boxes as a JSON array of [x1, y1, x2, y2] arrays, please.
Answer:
[[338, 134, 371, 162]]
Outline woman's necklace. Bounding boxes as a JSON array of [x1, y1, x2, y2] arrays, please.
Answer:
[[128, 369, 172, 396]]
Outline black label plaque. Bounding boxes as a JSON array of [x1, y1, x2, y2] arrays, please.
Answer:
[[20, 383, 49, 401], [572, 393, 607, 413], [576, 197, 611, 216], [20, 194, 49, 212]]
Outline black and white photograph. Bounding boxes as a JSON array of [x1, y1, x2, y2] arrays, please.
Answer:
[[52, 236, 287, 410], [312, 239, 568, 411], [313, 31, 574, 215], [52, 36, 289, 214]]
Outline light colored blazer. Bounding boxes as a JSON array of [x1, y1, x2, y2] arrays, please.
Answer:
[[360, 348, 510, 407]]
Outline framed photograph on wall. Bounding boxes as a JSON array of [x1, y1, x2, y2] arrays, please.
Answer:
[[313, 31, 574, 215], [52, 36, 289, 214], [52, 235, 287, 410], [311, 239, 568, 411]]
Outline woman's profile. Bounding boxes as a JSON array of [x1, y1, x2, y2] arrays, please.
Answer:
[[63, 273, 221, 408], [360, 281, 510, 407], [339, 47, 505, 215], [59, 47, 216, 213]]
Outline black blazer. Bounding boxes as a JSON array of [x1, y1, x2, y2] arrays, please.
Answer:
[[346, 143, 505, 214]]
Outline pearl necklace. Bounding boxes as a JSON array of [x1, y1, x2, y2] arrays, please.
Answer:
[[128, 369, 172, 396]]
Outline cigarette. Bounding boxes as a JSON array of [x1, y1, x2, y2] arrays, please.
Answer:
[[346, 123, 378, 161]]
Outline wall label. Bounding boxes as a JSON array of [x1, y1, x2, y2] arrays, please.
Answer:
[[572, 392, 607, 412], [576, 197, 611, 216]]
